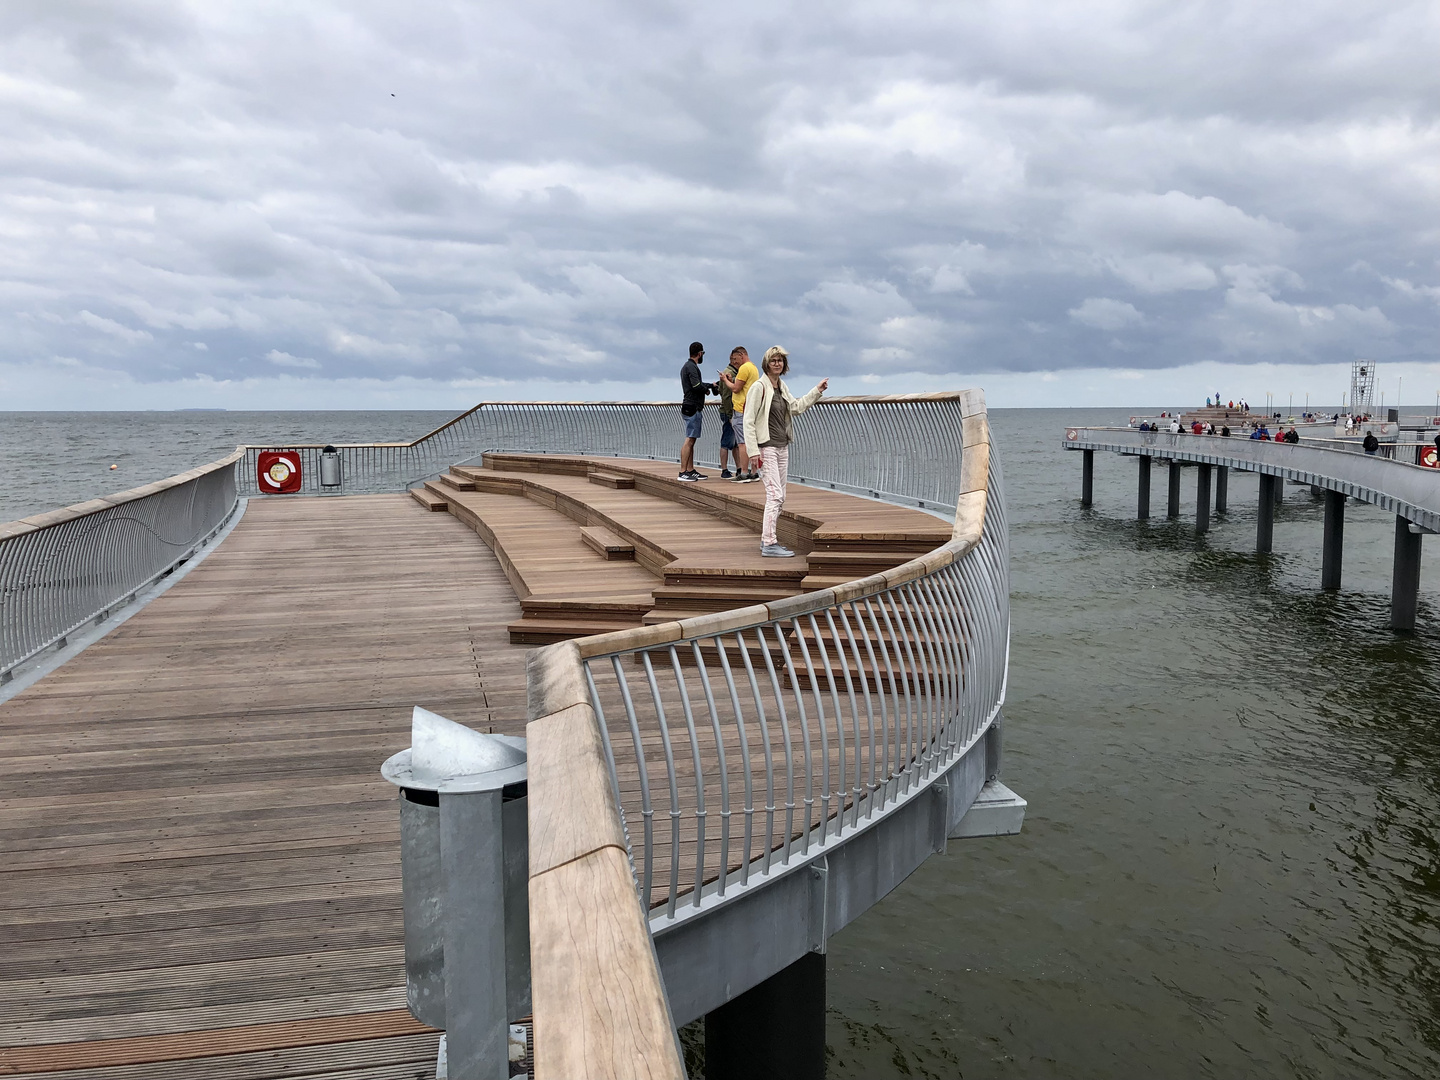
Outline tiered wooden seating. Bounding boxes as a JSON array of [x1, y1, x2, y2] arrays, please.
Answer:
[[408, 486, 449, 511], [426, 485, 659, 644], [417, 454, 953, 643]]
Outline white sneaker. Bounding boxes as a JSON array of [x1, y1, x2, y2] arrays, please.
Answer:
[[760, 543, 795, 557]]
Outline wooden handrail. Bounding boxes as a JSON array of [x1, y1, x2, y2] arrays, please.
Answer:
[[526, 642, 686, 1080]]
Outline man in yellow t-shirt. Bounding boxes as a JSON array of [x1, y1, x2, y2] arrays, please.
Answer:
[[717, 347, 761, 482]]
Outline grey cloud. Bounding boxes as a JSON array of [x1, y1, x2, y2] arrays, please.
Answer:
[[0, 0, 1436, 396]]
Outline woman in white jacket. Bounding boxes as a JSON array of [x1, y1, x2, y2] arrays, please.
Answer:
[[742, 346, 828, 557]]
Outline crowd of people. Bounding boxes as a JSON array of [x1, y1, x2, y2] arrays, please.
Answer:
[[678, 341, 828, 558]]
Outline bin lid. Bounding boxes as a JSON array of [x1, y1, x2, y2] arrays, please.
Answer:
[[381, 706, 527, 793]]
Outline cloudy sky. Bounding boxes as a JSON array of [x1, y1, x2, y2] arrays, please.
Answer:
[[1, 0, 1437, 410]]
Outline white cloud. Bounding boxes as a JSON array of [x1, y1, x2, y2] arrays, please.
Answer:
[[266, 349, 319, 369], [1069, 298, 1144, 331]]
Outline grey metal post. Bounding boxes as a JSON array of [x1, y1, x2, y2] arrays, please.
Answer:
[[1196, 464, 1212, 534], [1256, 475, 1275, 553], [1215, 465, 1228, 513], [1391, 518, 1423, 632], [1137, 456, 1151, 520], [1322, 491, 1346, 591], [383, 708, 530, 1080], [1167, 461, 1181, 519], [1081, 449, 1094, 507]]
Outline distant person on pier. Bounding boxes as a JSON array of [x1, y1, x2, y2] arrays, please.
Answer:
[[1221, 425, 1231, 437], [1169, 419, 1180, 434], [1363, 430, 1379, 455], [679, 341, 717, 481], [1285, 428, 1300, 444], [744, 346, 828, 557], [715, 350, 741, 479]]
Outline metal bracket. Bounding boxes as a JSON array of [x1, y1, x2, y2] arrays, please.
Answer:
[[808, 857, 829, 955], [930, 779, 950, 856]]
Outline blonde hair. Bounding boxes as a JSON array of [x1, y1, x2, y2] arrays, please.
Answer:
[[761, 346, 789, 375]]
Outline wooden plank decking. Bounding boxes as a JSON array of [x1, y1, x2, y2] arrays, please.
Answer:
[[0, 495, 531, 1079]]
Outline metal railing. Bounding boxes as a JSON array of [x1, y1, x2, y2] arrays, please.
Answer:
[[0, 451, 242, 681], [238, 394, 967, 512]]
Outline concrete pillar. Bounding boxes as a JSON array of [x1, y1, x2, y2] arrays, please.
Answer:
[[1215, 466, 1228, 513], [1196, 464, 1212, 534], [1274, 475, 1284, 504], [1081, 450, 1094, 507], [1137, 456, 1151, 520], [1322, 490, 1346, 591], [1391, 518, 1423, 632], [706, 952, 825, 1080], [1167, 461, 1181, 519], [1257, 475, 1275, 553]]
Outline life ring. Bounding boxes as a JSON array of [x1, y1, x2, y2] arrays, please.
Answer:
[[1421, 446, 1439, 469], [1066, 429, 1079, 441], [257, 450, 303, 493]]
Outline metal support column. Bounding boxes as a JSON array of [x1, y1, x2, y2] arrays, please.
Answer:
[[1196, 464, 1212, 534], [1257, 475, 1275, 553], [1274, 474, 1284, 504], [1167, 461, 1181, 519], [1081, 450, 1094, 507], [1391, 518, 1423, 632], [1137, 455, 1151, 520], [1215, 466, 1228, 513], [706, 952, 826, 1080], [1322, 491, 1346, 591]]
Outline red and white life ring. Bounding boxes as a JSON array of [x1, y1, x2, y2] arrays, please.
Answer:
[[257, 451, 303, 493], [1066, 428, 1079, 441], [1421, 446, 1439, 469]]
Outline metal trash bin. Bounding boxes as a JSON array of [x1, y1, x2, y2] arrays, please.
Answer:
[[320, 444, 342, 487], [382, 707, 529, 1079]]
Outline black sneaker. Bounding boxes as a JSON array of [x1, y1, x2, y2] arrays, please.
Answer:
[[691, 470, 709, 480], [678, 471, 699, 482], [720, 469, 734, 479]]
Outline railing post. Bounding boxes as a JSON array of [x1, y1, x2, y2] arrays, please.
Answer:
[[1136, 456, 1151, 520], [1391, 518, 1422, 631], [1322, 491, 1346, 590], [1196, 464, 1212, 534], [1081, 449, 1094, 507], [1257, 476, 1275, 554], [1167, 461, 1181, 519], [1215, 465, 1228, 513]]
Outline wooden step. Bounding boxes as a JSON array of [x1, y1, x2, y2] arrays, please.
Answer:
[[439, 472, 476, 491], [588, 469, 635, 489], [801, 574, 863, 592], [522, 596, 652, 621], [451, 466, 526, 495], [410, 487, 450, 512], [507, 617, 643, 645], [803, 549, 928, 575], [580, 525, 635, 560]]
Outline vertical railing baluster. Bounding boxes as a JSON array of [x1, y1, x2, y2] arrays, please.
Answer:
[[611, 656, 655, 907]]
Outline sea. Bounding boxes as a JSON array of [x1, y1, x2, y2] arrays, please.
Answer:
[[3, 408, 1438, 1079]]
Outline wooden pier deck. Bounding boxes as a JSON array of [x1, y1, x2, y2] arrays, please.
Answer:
[[0, 464, 955, 1077], [0, 495, 531, 1079]]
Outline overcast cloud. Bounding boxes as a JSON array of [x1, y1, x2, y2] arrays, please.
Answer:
[[0, 0, 1437, 408]]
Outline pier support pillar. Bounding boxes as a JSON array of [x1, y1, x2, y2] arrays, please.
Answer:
[[1196, 464, 1212, 534], [1167, 461, 1181, 519], [1391, 518, 1423, 632], [1215, 466, 1228, 513], [1081, 450, 1094, 507], [1137, 456, 1151, 520], [706, 952, 825, 1080], [1257, 476, 1275, 553], [1274, 474, 1285, 505], [1322, 491, 1346, 591]]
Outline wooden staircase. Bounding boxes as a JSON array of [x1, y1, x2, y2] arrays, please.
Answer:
[[409, 455, 953, 644]]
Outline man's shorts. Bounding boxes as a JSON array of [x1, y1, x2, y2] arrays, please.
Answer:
[[730, 413, 745, 449], [684, 411, 703, 439], [719, 414, 737, 449]]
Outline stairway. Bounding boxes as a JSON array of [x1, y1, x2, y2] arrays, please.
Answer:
[[410, 455, 953, 644]]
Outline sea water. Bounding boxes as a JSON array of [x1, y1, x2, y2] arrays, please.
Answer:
[[3, 408, 1438, 1078]]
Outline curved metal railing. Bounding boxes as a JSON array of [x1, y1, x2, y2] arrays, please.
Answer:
[[238, 394, 967, 512], [0, 451, 242, 682], [524, 389, 1005, 1076]]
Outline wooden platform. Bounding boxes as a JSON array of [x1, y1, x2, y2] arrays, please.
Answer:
[[417, 454, 953, 642], [0, 495, 531, 1079]]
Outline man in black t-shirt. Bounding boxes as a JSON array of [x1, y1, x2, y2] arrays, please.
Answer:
[[679, 341, 717, 481]]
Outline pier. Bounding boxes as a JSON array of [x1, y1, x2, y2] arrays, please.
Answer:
[[1, 393, 1018, 1079], [1064, 426, 1439, 630]]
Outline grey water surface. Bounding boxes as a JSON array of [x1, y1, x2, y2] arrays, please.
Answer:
[[3, 407, 1438, 1077]]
